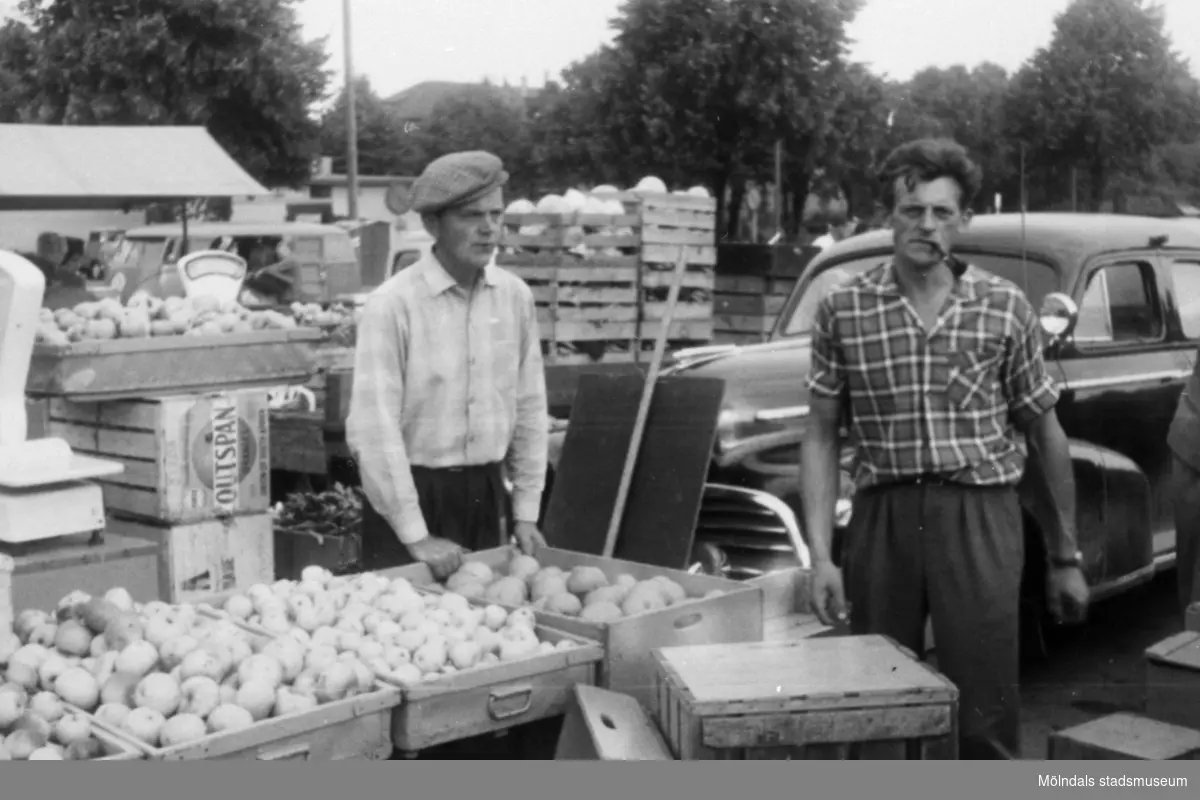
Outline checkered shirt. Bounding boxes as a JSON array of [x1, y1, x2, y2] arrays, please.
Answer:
[[807, 261, 1060, 489]]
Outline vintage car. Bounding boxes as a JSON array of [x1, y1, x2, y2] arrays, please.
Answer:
[[644, 213, 1200, 621]]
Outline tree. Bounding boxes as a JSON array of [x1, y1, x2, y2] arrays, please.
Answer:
[[1005, 0, 1200, 210], [412, 84, 539, 199], [887, 64, 1015, 211], [528, 0, 863, 237], [318, 76, 421, 176], [0, 0, 331, 187]]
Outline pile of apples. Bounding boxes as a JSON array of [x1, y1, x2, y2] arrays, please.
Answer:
[[208, 566, 576, 686], [437, 552, 725, 624], [290, 302, 358, 330], [1, 581, 379, 753], [35, 291, 298, 347]]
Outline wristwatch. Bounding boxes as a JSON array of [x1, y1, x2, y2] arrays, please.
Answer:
[[1050, 550, 1083, 569]]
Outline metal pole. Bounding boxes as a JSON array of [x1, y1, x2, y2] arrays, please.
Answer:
[[774, 139, 783, 238], [343, 0, 360, 219]]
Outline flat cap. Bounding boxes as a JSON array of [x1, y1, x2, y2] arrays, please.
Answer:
[[410, 150, 509, 214]]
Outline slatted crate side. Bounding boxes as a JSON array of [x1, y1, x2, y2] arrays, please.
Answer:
[[630, 192, 717, 269], [501, 212, 642, 254], [43, 391, 272, 525]]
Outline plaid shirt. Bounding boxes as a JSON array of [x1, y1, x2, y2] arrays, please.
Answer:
[[807, 261, 1060, 490], [346, 252, 548, 544]]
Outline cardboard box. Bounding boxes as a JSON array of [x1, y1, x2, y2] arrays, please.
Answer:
[[45, 390, 271, 524]]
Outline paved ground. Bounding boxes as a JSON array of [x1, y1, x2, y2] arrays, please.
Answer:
[[1017, 570, 1184, 759]]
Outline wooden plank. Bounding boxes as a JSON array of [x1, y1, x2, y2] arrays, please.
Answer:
[[504, 212, 641, 227], [498, 254, 640, 269], [641, 228, 714, 248], [555, 685, 675, 760], [547, 351, 638, 367], [643, 302, 713, 322], [639, 320, 714, 341], [715, 275, 766, 294], [702, 705, 952, 749], [1048, 713, 1200, 760], [642, 208, 717, 231], [555, 285, 639, 304], [654, 636, 958, 714], [554, 306, 639, 324], [548, 321, 639, 341], [638, 193, 718, 212], [641, 269, 715, 290], [642, 244, 717, 267]]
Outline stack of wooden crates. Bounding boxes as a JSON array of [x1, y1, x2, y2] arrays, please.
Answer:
[[39, 390, 276, 604], [499, 192, 717, 366], [712, 245, 821, 345]]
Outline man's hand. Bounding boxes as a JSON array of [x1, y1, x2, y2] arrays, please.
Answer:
[[512, 521, 547, 556], [406, 536, 464, 580], [1047, 566, 1090, 625], [809, 560, 849, 627]]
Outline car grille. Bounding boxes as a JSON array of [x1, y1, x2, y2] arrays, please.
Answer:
[[690, 484, 810, 580]]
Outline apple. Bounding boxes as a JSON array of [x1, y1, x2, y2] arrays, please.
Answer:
[[179, 648, 229, 683], [94, 702, 131, 730], [114, 640, 159, 678], [237, 654, 284, 690], [223, 594, 254, 620], [122, 706, 166, 746], [28, 745, 63, 760], [28, 621, 59, 649], [313, 662, 356, 704], [304, 644, 339, 674], [355, 639, 385, 663], [36, 653, 70, 692], [274, 686, 317, 717], [160, 713, 207, 747], [142, 616, 181, 650], [235, 681, 275, 721], [206, 703, 254, 734], [133, 673, 181, 717], [6, 728, 46, 759], [29, 691, 65, 722], [103, 587, 135, 612], [0, 632, 21, 666], [88, 635, 108, 658], [262, 640, 304, 682], [388, 663, 422, 686], [64, 738, 105, 760], [13, 610, 49, 643], [158, 634, 200, 671], [90, 651, 119, 686], [448, 640, 482, 671], [53, 712, 92, 746], [103, 613, 144, 651], [54, 667, 100, 712], [178, 676, 221, 719], [100, 673, 138, 707], [0, 684, 28, 727], [142, 601, 171, 618]]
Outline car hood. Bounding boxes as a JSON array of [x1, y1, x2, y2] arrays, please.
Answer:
[[667, 337, 812, 429]]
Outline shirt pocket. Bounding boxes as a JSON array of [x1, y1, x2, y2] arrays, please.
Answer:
[[944, 344, 1005, 411]]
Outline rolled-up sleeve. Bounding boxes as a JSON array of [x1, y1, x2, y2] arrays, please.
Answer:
[[1004, 294, 1061, 428], [806, 294, 845, 399], [345, 295, 429, 545], [505, 286, 548, 523]]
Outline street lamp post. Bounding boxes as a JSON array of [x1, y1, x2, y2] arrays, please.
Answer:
[[343, 0, 360, 219]]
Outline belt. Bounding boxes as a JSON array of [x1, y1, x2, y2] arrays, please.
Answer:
[[879, 473, 958, 488]]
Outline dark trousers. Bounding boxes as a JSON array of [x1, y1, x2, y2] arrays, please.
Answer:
[[361, 462, 510, 571], [1171, 455, 1200, 619], [843, 482, 1024, 760]]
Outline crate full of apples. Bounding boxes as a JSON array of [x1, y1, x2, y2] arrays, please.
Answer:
[[208, 566, 603, 752], [2, 584, 399, 761], [386, 546, 765, 709]]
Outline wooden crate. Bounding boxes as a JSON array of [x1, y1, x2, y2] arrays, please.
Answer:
[[652, 635, 959, 760], [4, 531, 162, 611], [388, 545, 763, 710], [378, 619, 603, 753], [93, 725, 147, 761], [114, 513, 274, 605], [43, 389, 272, 524], [1048, 712, 1200, 760], [0, 553, 11, 633], [746, 567, 837, 642], [89, 685, 400, 761], [273, 525, 361, 580], [1146, 631, 1200, 730], [270, 409, 327, 475], [634, 192, 717, 270]]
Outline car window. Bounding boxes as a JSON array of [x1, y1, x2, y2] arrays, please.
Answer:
[[780, 253, 1059, 337], [1170, 260, 1200, 339], [1074, 262, 1162, 345]]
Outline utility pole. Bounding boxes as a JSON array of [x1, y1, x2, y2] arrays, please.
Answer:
[[774, 140, 783, 240], [343, 0, 359, 219]]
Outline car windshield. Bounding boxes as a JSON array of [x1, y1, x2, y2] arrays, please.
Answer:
[[779, 252, 1060, 337]]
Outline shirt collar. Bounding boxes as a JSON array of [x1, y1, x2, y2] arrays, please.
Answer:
[[419, 249, 498, 295], [864, 258, 984, 303]]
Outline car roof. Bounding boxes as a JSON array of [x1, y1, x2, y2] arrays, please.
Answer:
[[811, 213, 1200, 280], [123, 221, 347, 238]]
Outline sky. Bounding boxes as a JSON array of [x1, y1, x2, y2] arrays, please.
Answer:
[[293, 0, 1200, 99]]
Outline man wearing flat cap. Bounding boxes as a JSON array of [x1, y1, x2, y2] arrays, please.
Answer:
[[347, 150, 549, 578]]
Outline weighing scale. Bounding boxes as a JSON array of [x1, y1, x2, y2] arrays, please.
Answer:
[[0, 250, 125, 544]]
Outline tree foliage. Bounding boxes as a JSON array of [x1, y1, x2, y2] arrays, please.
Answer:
[[1005, 0, 1200, 209], [318, 76, 421, 176], [0, 0, 331, 187]]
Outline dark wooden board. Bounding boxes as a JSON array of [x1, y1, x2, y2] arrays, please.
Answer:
[[542, 373, 724, 570]]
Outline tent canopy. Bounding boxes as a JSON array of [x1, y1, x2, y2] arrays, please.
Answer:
[[0, 124, 270, 211]]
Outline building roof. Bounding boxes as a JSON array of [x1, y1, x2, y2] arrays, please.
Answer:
[[0, 124, 268, 210], [383, 80, 535, 122]]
